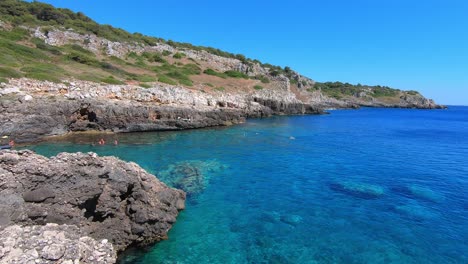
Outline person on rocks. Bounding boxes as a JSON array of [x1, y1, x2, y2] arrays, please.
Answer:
[[98, 138, 105, 145], [9, 139, 15, 148], [114, 139, 118, 145]]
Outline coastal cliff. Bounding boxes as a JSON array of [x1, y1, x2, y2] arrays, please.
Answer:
[[0, 150, 186, 263]]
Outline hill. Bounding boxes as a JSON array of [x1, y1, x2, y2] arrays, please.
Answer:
[[0, 0, 445, 143]]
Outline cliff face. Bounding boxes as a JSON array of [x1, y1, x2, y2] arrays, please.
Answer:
[[0, 150, 186, 252]]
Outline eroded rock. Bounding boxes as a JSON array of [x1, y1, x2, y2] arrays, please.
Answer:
[[0, 150, 186, 252]]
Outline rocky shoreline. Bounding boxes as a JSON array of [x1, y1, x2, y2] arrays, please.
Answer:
[[0, 150, 186, 263], [0, 78, 443, 144]]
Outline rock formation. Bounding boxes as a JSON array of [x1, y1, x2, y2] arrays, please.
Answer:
[[0, 150, 186, 253], [0, 224, 116, 264]]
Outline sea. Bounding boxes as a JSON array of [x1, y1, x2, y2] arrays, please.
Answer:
[[25, 106, 468, 264]]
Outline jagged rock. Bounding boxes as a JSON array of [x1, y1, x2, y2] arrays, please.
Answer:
[[0, 150, 186, 252], [330, 181, 385, 199], [0, 224, 116, 264]]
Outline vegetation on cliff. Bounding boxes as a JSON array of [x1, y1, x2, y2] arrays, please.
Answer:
[[0, 0, 434, 104]]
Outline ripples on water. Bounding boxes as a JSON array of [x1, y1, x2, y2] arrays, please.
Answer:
[[27, 107, 468, 264]]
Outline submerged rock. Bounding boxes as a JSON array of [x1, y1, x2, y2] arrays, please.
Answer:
[[0, 223, 116, 263], [0, 150, 186, 252], [157, 160, 226, 196], [280, 214, 303, 227], [392, 185, 444, 203], [392, 202, 439, 221], [330, 181, 385, 199]]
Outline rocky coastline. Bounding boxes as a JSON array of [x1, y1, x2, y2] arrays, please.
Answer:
[[0, 78, 444, 144], [0, 150, 186, 263]]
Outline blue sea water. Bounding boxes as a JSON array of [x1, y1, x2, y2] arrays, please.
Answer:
[[26, 107, 468, 264]]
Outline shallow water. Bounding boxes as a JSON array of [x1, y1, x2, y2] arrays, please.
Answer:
[[26, 107, 468, 264]]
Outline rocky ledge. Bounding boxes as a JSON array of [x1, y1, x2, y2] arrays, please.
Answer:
[[0, 150, 186, 262]]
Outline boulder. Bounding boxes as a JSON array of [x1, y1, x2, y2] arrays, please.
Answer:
[[0, 150, 186, 252]]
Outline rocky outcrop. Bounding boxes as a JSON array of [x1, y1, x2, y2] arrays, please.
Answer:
[[0, 150, 186, 252], [0, 224, 116, 264]]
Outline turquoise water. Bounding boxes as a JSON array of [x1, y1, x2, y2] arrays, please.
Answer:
[[26, 107, 468, 263]]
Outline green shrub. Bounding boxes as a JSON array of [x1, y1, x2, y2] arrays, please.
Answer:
[[63, 44, 94, 55], [181, 63, 201, 75], [0, 77, 9, 84], [77, 72, 104, 83], [101, 75, 125, 85], [215, 86, 225, 92], [139, 83, 151, 88], [179, 79, 193, 86], [203, 68, 227, 78], [166, 70, 192, 85], [204, 83, 214, 87], [0, 38, 48, 63], [20, 65, 62, 82], [173, 52, 186, 59], [152, 54, 166, 63], [224, 70, 249, 79], [253, 85, 263, 90], [134, 75, 157, 82], [158, 75, 177, 85], [0, 67, 23, 78], [127, 51, 140, 60], [256, 75, 270, 83], [407, 90, 419, 96], [32, 38, 62, 55], [108, 56, 127, 65], [0, 27, 30, 41], [66, 52, 100, 66], [162, 50, 172, 56]]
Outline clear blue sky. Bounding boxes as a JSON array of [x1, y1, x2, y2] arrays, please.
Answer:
[[34, 0, 468, 105]]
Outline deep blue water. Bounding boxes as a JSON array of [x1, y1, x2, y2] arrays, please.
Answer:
[[25, 107, 468, 264]]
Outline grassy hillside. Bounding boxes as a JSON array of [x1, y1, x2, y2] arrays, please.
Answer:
[[0, 0, 420, 102]]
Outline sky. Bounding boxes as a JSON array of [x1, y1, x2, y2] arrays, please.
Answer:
[[33, 0, 468, 105]]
